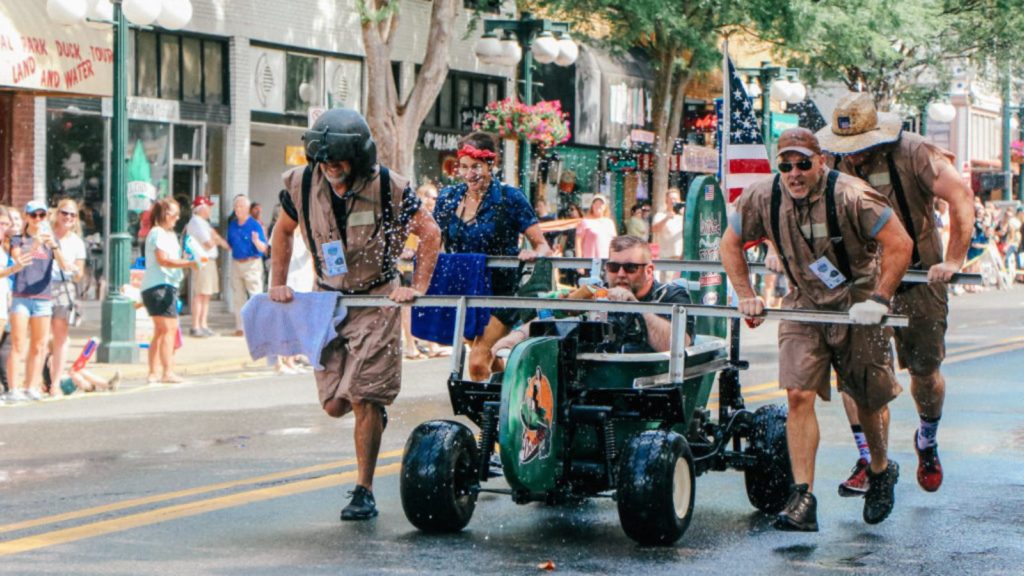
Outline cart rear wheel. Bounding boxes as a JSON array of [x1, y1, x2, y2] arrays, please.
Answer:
[[400, 420, 480, 532], [616, 430, 695, 546], [744, 404, 793, 513]]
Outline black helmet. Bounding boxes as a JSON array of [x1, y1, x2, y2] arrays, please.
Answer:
[[302, 108, 377, 176]]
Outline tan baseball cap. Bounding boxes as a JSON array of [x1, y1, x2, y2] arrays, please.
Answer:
[[776, 128, 822, 158], [816, 92, 903, 155]]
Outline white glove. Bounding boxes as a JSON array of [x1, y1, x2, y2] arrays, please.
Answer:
[[848, 299, 888, 325]]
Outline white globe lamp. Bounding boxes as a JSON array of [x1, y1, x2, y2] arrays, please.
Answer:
[[123, 0, 162, 26], [157, 0, 193, 30], [474, 31, 503, 65], [554, 33, 578, 66], [532, 32, 559, 65]]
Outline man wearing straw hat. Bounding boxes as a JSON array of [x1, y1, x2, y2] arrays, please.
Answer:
[[817, 93, 974, 497], [721, 127, 913, 531]]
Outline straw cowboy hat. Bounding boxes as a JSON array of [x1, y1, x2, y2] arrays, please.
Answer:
[[816, 92, 903, 155]]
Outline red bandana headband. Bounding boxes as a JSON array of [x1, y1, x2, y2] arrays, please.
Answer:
[[457, 144, 497, 162]]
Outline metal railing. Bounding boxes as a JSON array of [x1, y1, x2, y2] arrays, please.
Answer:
[[482, 256, 985, 286], [338, 295, 909, 382]]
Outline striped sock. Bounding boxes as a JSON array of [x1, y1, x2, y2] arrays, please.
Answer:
[[917, 416, 940, 449], [852, 425, 871, 462]]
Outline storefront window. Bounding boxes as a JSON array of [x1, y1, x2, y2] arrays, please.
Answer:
[[205, 125, 225, 226], [174, 125, 202, 162], [160, 36, 181, 100], [182, 37, 202, 103], [136, 31, 158, 98], [438, 80, 453, 128], [126, 122, 170, 247], [46, 111, 105, 237], [286, 53, 322, 113], [204, 42, 225, 104]]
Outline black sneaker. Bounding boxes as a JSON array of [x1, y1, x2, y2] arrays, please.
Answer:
[[340, 485, 378, 521], [774, 483, 819, 532], [863, 460, 899, 525]]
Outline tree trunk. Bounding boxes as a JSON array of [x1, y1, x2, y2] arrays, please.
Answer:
[[361, 0, 458, 180], [650, 46, 675, 210]]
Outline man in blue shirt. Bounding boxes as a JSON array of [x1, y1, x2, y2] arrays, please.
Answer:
[[227, 194, 267, 336]]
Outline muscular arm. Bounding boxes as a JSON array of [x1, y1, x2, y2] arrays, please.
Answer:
[[932, 164, 974, 270], [407, 207, 441, 294], [642, 312, 690, 352], [522, 223, 552, 258], [721, 228, 756, 299], [872, 215, 913, 300], [270, 213, 297, 289]]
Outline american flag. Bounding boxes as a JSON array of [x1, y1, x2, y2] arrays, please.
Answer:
[[717, 56, 771, 203]]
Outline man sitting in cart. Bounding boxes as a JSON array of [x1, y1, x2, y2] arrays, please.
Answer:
[[492, 235, 693, 355]]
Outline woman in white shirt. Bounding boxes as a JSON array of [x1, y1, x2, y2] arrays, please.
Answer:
[[48, 198, 88, 393], [141, 198, 198, 384]]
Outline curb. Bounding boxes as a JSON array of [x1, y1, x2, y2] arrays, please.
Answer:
[[87, 356, 265, 382]]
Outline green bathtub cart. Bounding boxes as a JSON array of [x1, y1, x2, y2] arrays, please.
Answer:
[[399, 299, 793, 546]]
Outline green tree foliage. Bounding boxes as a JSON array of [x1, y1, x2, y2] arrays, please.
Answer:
[[533, 0, 807, 205], [792, 0, 956, 111]]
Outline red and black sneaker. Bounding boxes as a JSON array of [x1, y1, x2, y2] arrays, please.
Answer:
[[838, 457, 870, 497], [914, 431, 943, 492]]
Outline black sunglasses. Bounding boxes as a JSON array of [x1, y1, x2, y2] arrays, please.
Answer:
[[605, 262, 646, 273], [27, 211, 47, 219], [777, 159, 814, 173]]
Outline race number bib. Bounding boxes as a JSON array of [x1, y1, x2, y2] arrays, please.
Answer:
[[321, 240, 348, 277], [809, 256, 846, 289]]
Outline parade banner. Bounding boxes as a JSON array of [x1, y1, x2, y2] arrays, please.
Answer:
[[683, 175, 728, 339], [0, 3, 113, 95]]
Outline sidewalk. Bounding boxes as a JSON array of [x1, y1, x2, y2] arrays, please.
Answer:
[[67, 300, 261, 383]]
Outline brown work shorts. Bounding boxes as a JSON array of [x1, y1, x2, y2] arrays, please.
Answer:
[[315, 282, 402, 415], [778, 319, 902, 412], [892, 282, 948, 376]]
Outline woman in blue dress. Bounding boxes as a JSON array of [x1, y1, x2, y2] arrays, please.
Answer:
[[434, 131, 551, 381]]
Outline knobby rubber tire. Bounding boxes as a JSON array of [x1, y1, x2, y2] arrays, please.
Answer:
[[744, 404, 794, 514], [616, 430, 695, 546], [400, 420, 480, 532]]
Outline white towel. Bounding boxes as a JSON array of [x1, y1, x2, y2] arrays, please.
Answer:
[[241, 292, 347, 370]]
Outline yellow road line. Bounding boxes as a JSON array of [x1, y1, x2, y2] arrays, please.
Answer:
[[0, 463, 402, 557], [944, 341, 1024, 365], [0, 449, 403, 535]]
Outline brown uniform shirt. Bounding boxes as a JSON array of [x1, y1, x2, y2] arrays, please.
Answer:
[[732, 169, 894, 310], [836, 132, 953, 268], [281, 165, 415, 412], [282, 166, 412, 293]]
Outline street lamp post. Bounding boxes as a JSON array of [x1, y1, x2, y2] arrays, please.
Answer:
[[736, 61, 805, 155], [48, 0, 193, 363], [473, 12, 577, 201]]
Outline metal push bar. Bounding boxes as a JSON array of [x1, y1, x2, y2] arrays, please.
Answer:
[[482, 256, 985, 286], [337, 295, 910, 380]]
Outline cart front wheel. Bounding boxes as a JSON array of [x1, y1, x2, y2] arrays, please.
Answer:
[[400, 420, 480, 532], [616, 430, 695, 546], [744, 404, 793, 513]]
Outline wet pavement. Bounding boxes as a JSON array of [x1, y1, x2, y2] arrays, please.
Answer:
[[1, 288, 1023, 575]]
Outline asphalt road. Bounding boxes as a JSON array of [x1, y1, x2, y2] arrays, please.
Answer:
[[1, 288, 1023, 575]]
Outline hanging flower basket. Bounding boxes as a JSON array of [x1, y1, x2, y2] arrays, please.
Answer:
[[477, 97, 571, 150], [1012, 140, 1024, 164]]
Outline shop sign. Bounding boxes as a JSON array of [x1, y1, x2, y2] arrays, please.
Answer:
[[606, 155, 637, 172], [683, 175, 727, 338], [0, 3, 113, 95], [681, 146, 719, 174], [423, 131, 461, 151], [630, 129, 655, 144], [101, 97, 181, 123], [285, 146, 308, 166]]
